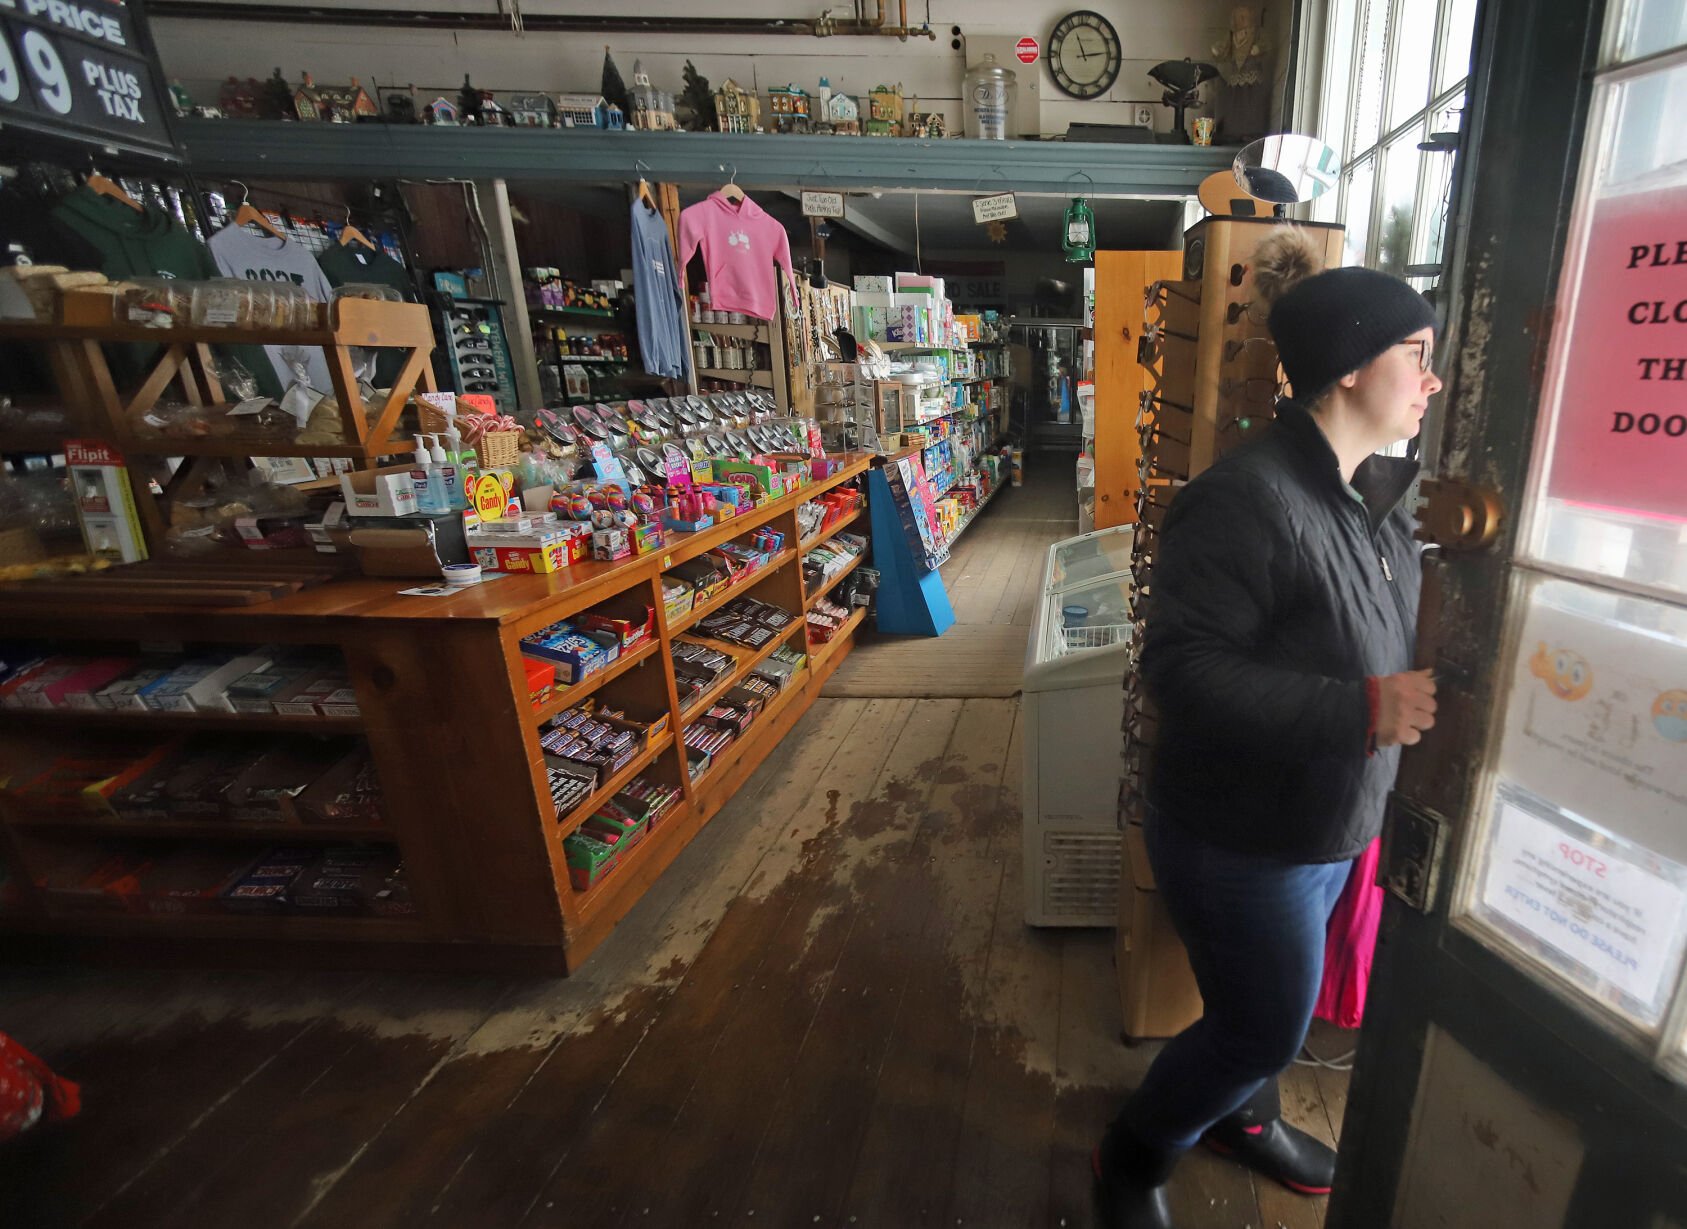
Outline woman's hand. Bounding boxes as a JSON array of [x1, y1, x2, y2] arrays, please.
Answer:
[[1374, 669, 1437, 747]]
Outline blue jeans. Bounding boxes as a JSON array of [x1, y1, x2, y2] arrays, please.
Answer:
[[1123, 807, 1354, 1153]]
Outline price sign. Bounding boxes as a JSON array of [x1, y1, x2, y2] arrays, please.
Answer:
[[590, 442, 629, 487], [0, 0, 179, 161]]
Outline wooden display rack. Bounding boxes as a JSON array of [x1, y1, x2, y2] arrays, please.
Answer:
[[0, 295, 438, 552], [0, 454, 875, 972]]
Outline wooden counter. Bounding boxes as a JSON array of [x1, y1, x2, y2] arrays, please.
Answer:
[[0, 455, 876, 972]]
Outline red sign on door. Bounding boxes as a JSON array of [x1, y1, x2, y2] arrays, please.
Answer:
[[1015, 36, 1040, 64]]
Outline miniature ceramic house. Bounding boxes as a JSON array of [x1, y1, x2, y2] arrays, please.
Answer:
[[604, 101, 626, 130], [314, 79, 377, 123], [825, 90, 861, 135], [629, 61, 677, 131], [505, 93, 557, 127], [217, 77, 259, 120], [866, 84, 903, 137], [426, 96, 460, 125], [714, 78, 760, 134], [478, 93, 513, 127], [293, 72, 323, 122], [908, 109, 946, 139], [556, 93, 611, 128], [767, 83, 811, 133]]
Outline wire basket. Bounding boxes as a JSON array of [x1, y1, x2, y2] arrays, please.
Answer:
[[1059, 623, 1128, 654]]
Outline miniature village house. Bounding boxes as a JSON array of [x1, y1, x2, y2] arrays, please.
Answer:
[[314, 79, 377, 123], [714, 78, 759, 134], [630, 62, 678, 131], [504, 93, 557, 127], [866, 84, 903, 137], [767, 83, 811, 134]]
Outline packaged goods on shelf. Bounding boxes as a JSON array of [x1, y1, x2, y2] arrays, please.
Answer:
[[220, 844, 405, 916], [521, 621, 620, 684], [295, 747, 385, 825], [563, 830, 621, 890], [3, 740, 178, 819], [225, 740, 357, 824]]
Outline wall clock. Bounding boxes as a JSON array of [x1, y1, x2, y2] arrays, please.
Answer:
[[1049, 11, 1122, 99]]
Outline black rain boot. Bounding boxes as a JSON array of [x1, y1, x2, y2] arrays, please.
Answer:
[[1202, 1115, 1337, 1195], [1092, 1121, 1177, 1229]]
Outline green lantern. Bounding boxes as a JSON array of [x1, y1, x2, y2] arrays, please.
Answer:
[[1063, 196, 1096, 263]]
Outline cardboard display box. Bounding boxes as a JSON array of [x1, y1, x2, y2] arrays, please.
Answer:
[[1116, 821, 1203, 1042]]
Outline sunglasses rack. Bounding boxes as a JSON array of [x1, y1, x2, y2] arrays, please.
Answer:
[[435, 297, 519, 413]]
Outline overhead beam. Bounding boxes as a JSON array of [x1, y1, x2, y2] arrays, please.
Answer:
[[176, 120, 1232, 197], [779, 190, 913, 256]]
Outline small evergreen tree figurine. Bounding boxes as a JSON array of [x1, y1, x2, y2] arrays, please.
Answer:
[[259, 67, 293, 121], [601, 45, 631, 121], [680, 60, 717, 132], [458, 74, 483, 126]]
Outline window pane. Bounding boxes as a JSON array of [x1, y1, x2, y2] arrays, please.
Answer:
[[1351, 0, 1391, 156], [1388, 0, 1437, 129], [1415, 95, 1465, 272], [1376, 133, 1425, 275], [1438, 0, 1481, 91], [1525, 62, 1687, 599], [1321, 0, 1361, 158], [1460, 578, 1687, 1033], [1341, 155, 1376, 266], [1609, 0, 1687, 64]]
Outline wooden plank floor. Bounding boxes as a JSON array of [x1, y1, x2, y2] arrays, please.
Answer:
[[823, 456, 1081, 699], [0, 452, 1351, 1229]]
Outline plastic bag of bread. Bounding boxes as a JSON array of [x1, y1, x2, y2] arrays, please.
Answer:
[[192, 279, 267, 328], [115, 278, 194, 328]]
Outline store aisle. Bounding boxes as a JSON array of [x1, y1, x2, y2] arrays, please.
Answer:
[[823, 456, 1079, 699], [0, 691, 1349, 1228]]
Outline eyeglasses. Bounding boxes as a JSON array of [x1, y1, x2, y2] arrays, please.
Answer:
[[1398, 338, 1434, 373], [1226, 300, 1269, 326], [1222, 336, 1277, 362]]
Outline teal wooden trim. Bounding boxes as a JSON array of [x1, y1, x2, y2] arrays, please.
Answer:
[[176, 119, 1235, 195]]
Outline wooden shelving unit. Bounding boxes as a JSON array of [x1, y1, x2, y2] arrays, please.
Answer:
[[0, 447, 878, 973]]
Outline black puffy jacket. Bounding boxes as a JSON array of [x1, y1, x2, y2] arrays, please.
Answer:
[[1140, 400, 1421, 864]]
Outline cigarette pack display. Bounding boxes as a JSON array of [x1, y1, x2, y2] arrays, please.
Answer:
[[184, 652, 278, 712], [37, 658, 136, 710], [318, 684, 361, 718], [222, 666, 310, 714], [94, 663, 171, 711], [137, 660, 222, 713]]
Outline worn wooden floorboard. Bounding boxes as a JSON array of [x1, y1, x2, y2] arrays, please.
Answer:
[[0, 452, 1351, 1228]]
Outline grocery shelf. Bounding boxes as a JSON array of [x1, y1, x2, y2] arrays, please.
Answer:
[[798, 505, 864, 554], [554, 730, 675, 840], [802, 552, 865, 611], [8, 815, 390, 843], [806, 606, 868, 671], [695, 368, 775, 389], [677, 622, 803, 727], [668, 549, 797, 636], [531, 304, 615, 318], [530, 638, 663, 727], [686, 666, 810, 795], [0, 710, 365, 735], [692, 321, 770, 340]]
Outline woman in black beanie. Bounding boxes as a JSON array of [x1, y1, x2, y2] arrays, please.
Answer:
[[1095, 228, 1442, 1229]]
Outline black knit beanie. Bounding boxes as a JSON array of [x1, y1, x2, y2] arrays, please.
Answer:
[[1265, 265, 1438, 402]]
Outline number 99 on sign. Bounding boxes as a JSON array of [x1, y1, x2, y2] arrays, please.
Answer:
[[0, 28, 74, 115]]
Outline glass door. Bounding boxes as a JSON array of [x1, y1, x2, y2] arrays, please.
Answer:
[[1332, 0, 1687, 1224]]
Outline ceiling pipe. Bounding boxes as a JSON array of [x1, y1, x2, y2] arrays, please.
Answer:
[[146, 1, 934, 39]]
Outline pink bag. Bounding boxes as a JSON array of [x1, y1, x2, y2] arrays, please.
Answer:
[[1315, 838, 1383, 1029]]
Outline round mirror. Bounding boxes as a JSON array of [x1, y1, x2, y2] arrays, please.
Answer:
[[1232, 134, 1341, 205]]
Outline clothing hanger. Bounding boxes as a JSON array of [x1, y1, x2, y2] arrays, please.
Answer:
[[717, 163, 745, 204], [230, 181, 287, 242], [338, 206, 376, 250], [86, 164, 142, 212], [634, 160, 658, 212]]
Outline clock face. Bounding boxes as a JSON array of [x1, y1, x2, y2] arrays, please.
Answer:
[[1049, 10, 1122, 99]]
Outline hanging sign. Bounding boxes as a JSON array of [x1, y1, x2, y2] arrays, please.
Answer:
[[801, 191, 845, 219], [0, 0, 181, 161], [972, 193, 1019, 224], [1544, 180, 1687, 522], [1014, 36, 1040, 65]]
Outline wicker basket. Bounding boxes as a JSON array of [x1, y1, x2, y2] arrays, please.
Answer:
[[475, 429, 524, 471], [416, 400, 453, 437]]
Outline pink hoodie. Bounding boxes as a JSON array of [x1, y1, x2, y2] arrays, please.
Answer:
[[678, 192, 794, 322]]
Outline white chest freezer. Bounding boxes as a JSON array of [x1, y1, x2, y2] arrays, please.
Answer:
[[1022, 525, 1135, 926]]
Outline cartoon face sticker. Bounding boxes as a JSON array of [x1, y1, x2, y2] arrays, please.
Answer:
[[1653, 689, 1687, 742], [1529, 642, 1593, 701]]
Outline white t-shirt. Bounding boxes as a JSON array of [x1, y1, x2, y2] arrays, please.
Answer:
[[207, 224, 336, 395]]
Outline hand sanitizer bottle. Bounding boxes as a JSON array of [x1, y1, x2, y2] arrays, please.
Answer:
[[429, 433, 461, 510], [413, 434, 449, 515]]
